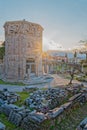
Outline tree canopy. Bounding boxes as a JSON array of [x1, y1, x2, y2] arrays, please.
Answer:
[[0, 41, 5, 60]]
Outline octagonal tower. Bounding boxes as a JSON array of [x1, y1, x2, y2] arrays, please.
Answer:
[[4, 20, 43, 81]]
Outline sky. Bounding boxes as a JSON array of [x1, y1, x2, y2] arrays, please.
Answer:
[[0, 0, 87, 50]]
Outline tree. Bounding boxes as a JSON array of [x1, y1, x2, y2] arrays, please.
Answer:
[[0, 41, 5, 60], [68, 51, 81, 84], [68, 64, 82, 84], [68, 67, 75, 84]]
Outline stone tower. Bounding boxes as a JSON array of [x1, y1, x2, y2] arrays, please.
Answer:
[[4, 20, 43, 81]]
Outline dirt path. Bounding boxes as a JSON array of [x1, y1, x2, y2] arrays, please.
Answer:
[[51, 74, 80, 87], [0, 74, 80, 92]]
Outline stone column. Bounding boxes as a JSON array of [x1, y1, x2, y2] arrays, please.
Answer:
[[47, 65, 49, 74], [42, 65, 45, 74], [27, 68, 30, 79]]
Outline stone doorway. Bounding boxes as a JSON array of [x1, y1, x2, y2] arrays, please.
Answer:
[[26, 58, 36, 78], [31, 64, 35, 73]]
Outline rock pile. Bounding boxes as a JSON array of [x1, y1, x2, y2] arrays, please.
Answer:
[[66, 83, 82, 94], [0, 88, 20, 103], [0, 102, 31, 127], [8, 107, 31, 126], [23, 87, 38, 93], [1, 84, 87, 130], [21, 91, 87, 130], [77, 117, 87, 130], [21, 112, 46, 130], [0, 98, 6, 107], [25, 88, 68, 113], [0, 122, 5, 130], [0, 104, 19, 116]]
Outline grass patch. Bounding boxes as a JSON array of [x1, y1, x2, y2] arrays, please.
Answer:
[[0, 79, 26, 86], [40, 87, 48, 91], [0, 113, 23, 130], [0, 90, 37, 129], [0, 113, 15, 129], [14, 91, 30, 106]]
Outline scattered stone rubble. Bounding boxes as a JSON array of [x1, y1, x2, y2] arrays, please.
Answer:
[[1, 84, 87, 130], [23, 87, 38, 93], [8, 106, 31, 126], [0, 122, 5, 130], [21, 91, 87, 130], [21, 112, 47, 130], [25, 88, 68, 113], [0, 88, 20, 103], [0, 104, 19, 116], [77, 117, 87, 130], [66, 83, 82, 94]]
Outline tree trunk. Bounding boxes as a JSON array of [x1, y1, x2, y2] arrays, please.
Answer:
[[69, 74, 74, 84]]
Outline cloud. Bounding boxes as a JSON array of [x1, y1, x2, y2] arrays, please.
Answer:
[[43, 37, 65, 51], [73, 45, 86, 51]]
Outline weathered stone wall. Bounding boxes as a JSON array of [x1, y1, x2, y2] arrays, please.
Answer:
[[4, 20, 43, 81], [0, 63, 4, 77]]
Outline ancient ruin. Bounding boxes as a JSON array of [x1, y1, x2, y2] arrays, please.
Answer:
[[4, 20, 43, 81], [0, 84, 87, 130]]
